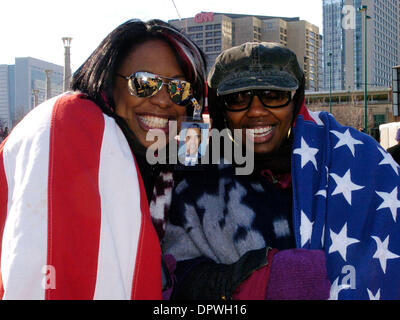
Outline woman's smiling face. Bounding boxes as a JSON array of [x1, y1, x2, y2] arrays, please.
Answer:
[[113, 39, 187, 149], [224, 95, 294, 155]]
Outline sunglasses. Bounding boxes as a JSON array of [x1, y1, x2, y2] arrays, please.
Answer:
[[117, 71, 193, 106], [222, 90, 294, 112]]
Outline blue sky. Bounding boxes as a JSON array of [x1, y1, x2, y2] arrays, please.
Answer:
[[0, 0, 323, 71]]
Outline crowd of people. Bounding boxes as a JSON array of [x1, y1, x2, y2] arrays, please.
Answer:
[[0, 18, 399, 300]]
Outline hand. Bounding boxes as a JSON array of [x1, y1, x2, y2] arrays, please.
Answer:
[[172, 248, 269, 300]]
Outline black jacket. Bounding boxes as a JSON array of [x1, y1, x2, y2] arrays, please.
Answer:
[[387, 143, 400, 165]]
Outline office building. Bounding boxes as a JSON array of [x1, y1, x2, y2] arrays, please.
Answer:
[[318, 34, 325, 91], [323, 0, 400, 91], [169, 12, 322, 91], [0, 57, 63, 128], [0, 65, 14, 128]]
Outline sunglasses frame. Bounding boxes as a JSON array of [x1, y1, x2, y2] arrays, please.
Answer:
[[221, 90, 294, 112], [117, 71, 193, 106]]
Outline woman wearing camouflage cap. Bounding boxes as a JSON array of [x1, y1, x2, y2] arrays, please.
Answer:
[[158, 42, 400, 300]]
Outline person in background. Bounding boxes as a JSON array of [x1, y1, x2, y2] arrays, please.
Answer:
[[158, 42, 400, 300], [387, 128, 400, 165], [0, 19, 207, 300]]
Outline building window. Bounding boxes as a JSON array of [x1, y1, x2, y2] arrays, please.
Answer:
[[188, 26, 203, 32], [374, 114, 386, 127]]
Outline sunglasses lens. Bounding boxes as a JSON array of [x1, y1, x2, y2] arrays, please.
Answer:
[[169, 80, 193, 106], [259, 90, 291, 107], [128, 72, 162, 98], [125, 72, 193, 106], [223, 90, 292, 111], [223, 91, 253, 110]]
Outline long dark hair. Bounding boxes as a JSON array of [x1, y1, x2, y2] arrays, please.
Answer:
[[72, 19, 207, 115], [71, 19, 207, 155]]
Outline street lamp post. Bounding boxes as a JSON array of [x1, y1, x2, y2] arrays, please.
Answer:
[[358, 5, 371, 133], [44, 69, 53, 100], [62, 37, 73, 92], [327, 53, 333, 114], [32, 89, 40, 108]]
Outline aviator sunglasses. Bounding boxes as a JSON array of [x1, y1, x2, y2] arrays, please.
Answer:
[[117, 71, 193, 106], [221, 89, 294, 112]]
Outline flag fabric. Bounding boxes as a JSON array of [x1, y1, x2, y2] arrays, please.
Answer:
[[0, 93, 162, 300], [293, 105, 400, 300]]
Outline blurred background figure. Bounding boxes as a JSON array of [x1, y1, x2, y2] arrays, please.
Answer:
[[387, 128, 400, 164]]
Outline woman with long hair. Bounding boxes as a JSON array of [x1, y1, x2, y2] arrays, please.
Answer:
[[0, 19, 207, 300]]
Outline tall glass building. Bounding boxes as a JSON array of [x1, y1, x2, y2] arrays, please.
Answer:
[[0, 65, 14, 128], [323, 0, 346, 91], [0, 57, 63, 128], [323, 0, 400, 91]]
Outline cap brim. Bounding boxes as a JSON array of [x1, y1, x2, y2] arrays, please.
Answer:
[[217, 74, 299, 95]]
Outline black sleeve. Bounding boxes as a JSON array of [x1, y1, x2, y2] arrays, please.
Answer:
[[171, 247, 269, 300]]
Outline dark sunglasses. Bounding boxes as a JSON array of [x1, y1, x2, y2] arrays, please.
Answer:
[[117, 71, 193, 106], [221, 90, 294, 112]]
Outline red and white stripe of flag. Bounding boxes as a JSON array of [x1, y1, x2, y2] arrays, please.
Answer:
[[0, 93, 162, 300]]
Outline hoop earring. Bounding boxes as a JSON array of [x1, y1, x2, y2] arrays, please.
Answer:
[[287, 127, 292, 139]]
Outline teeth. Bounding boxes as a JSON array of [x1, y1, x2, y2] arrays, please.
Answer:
[[138, 115, 169, 129], [247, 127, 273, 136]]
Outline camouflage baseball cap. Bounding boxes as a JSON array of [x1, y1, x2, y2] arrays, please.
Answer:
[[208, 42, 304, 95]]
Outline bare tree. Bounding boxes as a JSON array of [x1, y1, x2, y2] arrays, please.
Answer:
[[13, 107, 28, 127], [0, 118, 6, 131]]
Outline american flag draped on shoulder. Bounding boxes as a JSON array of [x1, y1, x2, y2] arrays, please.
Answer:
[[0, 93, 162, 300], [293, 105, 400, 300]]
